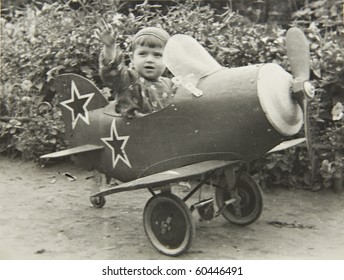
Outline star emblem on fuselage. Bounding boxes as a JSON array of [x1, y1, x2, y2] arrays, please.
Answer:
[[60, 80, 94, 129], [101, 120, 132, 169]]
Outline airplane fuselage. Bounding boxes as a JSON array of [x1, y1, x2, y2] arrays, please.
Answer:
[[66, 64, 302, 182]]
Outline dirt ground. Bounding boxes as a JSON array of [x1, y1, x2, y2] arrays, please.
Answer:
[[0, 157, 343, 260]]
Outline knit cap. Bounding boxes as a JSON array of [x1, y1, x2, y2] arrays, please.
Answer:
[[132, 27, 170, 44]]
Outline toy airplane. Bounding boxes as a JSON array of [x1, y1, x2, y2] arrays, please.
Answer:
[[41, 27, 314, 256]]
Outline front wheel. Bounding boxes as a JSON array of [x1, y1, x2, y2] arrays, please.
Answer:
[[216, 173, 263, 226], [143, 193, 195, 256]]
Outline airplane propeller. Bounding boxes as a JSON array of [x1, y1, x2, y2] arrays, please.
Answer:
[[285, 27, 315, 176]]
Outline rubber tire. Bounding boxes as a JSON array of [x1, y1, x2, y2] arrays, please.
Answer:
[[143, 193, 195, 256], [216, 173, 263, 226], [90, 196, 106, 208]]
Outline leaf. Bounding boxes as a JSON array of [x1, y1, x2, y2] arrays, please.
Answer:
[[331, 102, 344, 121], [266, 162, 276, 169], [80, 65, 92, 74], [220, 47, 240, 54], [322, 41, 332, 51], [50, 129, 58, 136], [35, 82, 44, 91], [315, 117, 326, 123], [313, 68, 321, 78], [330, 5, 338, 17], [260, 37, 269, 44], [311, 43, 319, 50], [46, 65, 65, 81]]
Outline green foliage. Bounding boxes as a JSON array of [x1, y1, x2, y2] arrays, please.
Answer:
[[1, 0, 343, 189], [254, 0, 344, 190], [251, 147, 312, 189], [0, 113, 66, 160]]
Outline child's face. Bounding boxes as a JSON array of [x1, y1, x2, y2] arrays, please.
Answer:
[[131, 45, 166, 81]]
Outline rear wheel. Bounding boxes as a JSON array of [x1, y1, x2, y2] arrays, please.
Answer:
[[216, 173, 263, 226], [143, 193, 195, 256], [90, 196, 106, 208]]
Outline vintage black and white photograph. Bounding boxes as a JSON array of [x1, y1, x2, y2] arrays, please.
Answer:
[[0, 0, 343, 261]]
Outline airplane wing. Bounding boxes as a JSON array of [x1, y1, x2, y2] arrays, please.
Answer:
[[40, 144, 104, 159], [267, 138, 306, 153], [91, 160, 241, 197]]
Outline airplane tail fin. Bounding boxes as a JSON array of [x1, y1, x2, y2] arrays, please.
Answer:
[[53, 74, 109, 139]]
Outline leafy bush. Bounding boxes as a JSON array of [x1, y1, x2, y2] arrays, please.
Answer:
[[263, 0, 344, 190], [1, 0, 343, 189]]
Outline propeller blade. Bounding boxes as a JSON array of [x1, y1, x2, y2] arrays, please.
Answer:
[[286, 27, 315, 181], [286, 27, 310, 81]]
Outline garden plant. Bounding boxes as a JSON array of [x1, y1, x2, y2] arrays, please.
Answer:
[[1, 0, 343, 192]]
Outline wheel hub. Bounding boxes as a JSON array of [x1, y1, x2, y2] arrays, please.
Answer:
[[143, 193, 195, 256], [160, 217, 172, 234]]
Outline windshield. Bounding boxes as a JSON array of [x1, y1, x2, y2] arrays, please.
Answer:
[[163, 34, 222, 83]]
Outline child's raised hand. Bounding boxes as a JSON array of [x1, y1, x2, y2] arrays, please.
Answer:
[[95, 19, 117, 47]]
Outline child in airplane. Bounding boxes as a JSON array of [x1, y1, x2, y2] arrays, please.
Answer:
[[96, 20, 176, 118]]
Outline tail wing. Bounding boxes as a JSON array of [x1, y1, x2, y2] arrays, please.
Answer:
[[41, 144, 104, 159], [54, 74, 109, 137]]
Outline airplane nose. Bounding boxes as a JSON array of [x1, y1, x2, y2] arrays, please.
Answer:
[[257, 63, 303, 136]]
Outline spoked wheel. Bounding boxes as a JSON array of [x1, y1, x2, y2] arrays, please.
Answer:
[[90, 196, 106, 208], [216, 173, 263, 226], [143, 193, 195, 256]]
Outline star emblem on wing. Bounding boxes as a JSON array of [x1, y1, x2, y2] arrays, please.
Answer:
[[101, 120, 132, 169], [60, 80, 94, 129]]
